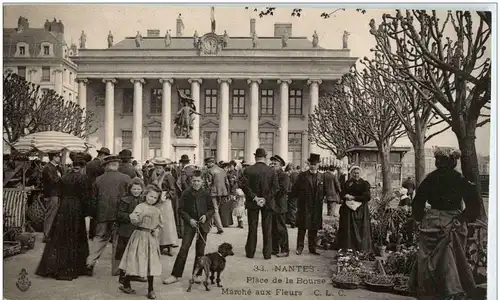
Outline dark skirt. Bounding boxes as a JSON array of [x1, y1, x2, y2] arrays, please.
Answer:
[[219, 196, 234, 227], [36, 196, 89, 279], [334, 203, 373, 252], [115, 236, 130, 261]]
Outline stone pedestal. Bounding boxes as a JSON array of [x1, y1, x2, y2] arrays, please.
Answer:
[[172, 138, 198, 164]]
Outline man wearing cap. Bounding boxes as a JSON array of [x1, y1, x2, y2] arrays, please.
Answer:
[[84, 147, 110, 239], [118, 149, 137, 179], [203, 157, 228, 234], [86, 155, 131, 276], [270, 155, 290, 257], [238, 148, 279, 260], [41, 150, 63, 243], [290, 153, 325, 255]]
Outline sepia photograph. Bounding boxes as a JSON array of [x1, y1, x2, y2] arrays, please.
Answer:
[[1, 3, 495, 300]]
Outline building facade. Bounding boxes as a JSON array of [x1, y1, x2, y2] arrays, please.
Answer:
[[72, 18, 356, 165], [4, 17, 79, 102]]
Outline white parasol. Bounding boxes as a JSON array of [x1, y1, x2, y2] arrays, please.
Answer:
[[13, 131, 93, 153]]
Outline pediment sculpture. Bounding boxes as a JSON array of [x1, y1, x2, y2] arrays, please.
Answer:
[[197, 32, 224, 56]]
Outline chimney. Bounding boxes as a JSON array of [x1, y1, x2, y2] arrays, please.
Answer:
[[147, 29, 160, 37], [274, 23, 292, 37], [249, 18, 256, 36], [17, 16, 29, 32], [176, 14, 184, 37]]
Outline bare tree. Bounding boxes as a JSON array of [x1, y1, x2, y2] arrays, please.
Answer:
[[308, 84, 372, 159], [340, 66, 405, 196], [3, 73, 98, 145], [369, 10, 490, 219], [243, 7, 367, 18]]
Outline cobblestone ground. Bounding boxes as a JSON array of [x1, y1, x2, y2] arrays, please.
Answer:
[[4, 207, 415, 300]]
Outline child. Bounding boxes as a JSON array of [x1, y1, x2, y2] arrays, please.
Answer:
[[119, 184, 163, 299], [116, 177, 146, 284]]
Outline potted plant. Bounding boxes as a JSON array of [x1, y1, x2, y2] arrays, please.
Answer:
[[363, 274, 395, 293], [331, 272, 361, 289], [371, 196, 397, 257]]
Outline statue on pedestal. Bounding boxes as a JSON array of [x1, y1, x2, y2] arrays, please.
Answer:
[[223, 30, 229, 48], [174, 89, 201, 138], [165, 29, 172, 47], [193, 30, 199, 48], [107, 31, 113, 48], [252, 32, 258, 48], [281, 32, 289, 48], [79, 30, 86, 49], [312, 30, 319, 48], [135, 31, 142, 47], [342, 30, 350, 49]]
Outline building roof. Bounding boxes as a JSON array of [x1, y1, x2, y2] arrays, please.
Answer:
[[3, 27, 65, 58], [110, 36, 323, 50], [346, 141, 411, 153]]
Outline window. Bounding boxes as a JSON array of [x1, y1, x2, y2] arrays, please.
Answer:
[[260, 89, 274, 115], [122, 130, 132, 150], [150, 88, 162, 114], [43, 45, 50, 55], [41, 67, 50, 82], [149, 130, 162, 158], [259, 132, 274, 158], [17, 67, 26, 79], [19, 46, 26, 56], [231, 132, 245, 160], [288, 132, 303, 168], [122, 88, 133, 114], [204, 89, 218, 114], [203, 131, 218, 160], [289, 89, 303, 115], [231, 89, 245, 115]]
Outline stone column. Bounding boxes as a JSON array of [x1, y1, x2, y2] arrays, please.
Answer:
[[131, 78, 144, 161], [76, 78, 88, 111], [53, 68, 63, 95], [246, 79, 261, 163], [160, 78, 173, 158], [188, 78, 202, 162], [217, 78, 231, 161], [103, 78, 117, 153], [307, 79, 322, 155], [278, 79, 291, 163]]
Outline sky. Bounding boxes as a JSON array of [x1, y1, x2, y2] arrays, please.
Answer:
[[3, 5, 492, 155]]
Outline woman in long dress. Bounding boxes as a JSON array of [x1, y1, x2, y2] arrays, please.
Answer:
[[36, 155, 89, 280], [409, 148, 480, 299], [334, 166, 373, 252]]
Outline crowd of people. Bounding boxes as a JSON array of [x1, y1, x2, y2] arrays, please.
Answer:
[[9, 143, 480, 300]]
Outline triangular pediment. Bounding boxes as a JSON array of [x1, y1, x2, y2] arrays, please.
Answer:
[[145, 119, 162, 127], [259, 120, 279, 128], [201, 119, 219, 128]]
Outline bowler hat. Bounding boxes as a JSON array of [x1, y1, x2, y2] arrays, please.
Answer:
[[254, 148, 267, 158], [118, 149, 134, 159], [204, 157, 215, 163], [307, 153, 321, 164], [270, 155, 285, 166], [97, 147, 111, 155], [179, 154, 190, 163], [101, 155, 121, 166]]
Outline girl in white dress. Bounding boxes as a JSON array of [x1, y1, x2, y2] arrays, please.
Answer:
[[118, 184, 163, 299]]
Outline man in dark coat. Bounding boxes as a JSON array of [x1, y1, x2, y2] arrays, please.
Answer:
[[86, 155, 131, 276], [203, 157, 229, 234], [270, 155, 290, 257], [41, 150, 63, 242], [402, 176, 416, 200], [286, 164, 299, 227], [238, 148, 279, 260], [118, 149, 137, 179], [290, 153, 325, 255], [324, 165, 342, 217], [84, 147, 110, 239]]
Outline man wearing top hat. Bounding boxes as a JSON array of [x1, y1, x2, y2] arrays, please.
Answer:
[[289, 153, 325, 255], [85, 147, 110, 239], [41, 150, 63, 243], [175, 154, 195, 237], [270, 155, 290, 257], [118, 149, 137, 179], [86, 155, 131, 276], [238, 148, 279, 259], [203, 156, 229, 234]]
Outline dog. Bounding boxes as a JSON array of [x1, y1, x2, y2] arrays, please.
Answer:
[[187, 242, 234, 292]]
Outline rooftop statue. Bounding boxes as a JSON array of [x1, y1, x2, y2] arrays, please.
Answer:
[[342, 30, 350, 49], [312, 30, 319, 48], [135, 31, 142, 47], [79, 30, 86, 49], [107, 31, 113, 48], [223, 30, 229, 48], [165, 29, 172, 47], [193, 30, 199, 48], [252, 32, 258, 48], [281, 32, 289, 48]]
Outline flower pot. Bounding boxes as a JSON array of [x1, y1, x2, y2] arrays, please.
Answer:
[[378, 245, 387, 258]]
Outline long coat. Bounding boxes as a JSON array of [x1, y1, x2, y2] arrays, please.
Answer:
[[290, 170, 325, 230], [274, 170, 290, 214], [238, 162, 278, 212], [324, 171, 341, 204], [92, 170, 131, 223], [205, 165, 229, 197]]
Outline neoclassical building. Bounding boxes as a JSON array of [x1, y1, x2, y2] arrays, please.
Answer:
[[72, 17, 356, 165]]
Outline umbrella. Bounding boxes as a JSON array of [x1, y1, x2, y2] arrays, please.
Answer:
[[13, 131, 93, 153]]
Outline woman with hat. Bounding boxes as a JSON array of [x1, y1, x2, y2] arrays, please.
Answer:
[[150, 157, 178, 256], [335, 165, 373, 252], [36, 153, 89, 281], [409, 148, 480, 299]]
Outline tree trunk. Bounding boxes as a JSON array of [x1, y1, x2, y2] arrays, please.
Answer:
[[414, 129, 426, 187], [377, 141, 392, 197]]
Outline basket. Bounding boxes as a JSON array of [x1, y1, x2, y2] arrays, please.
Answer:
[[364, 281, 395, 293], [26, 193, 46, 226], [4, 241, 22, 258], [393, 285, 411, 296], [332, 280, 359, 290]]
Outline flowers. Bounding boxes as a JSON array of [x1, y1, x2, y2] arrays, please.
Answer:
[[384, 246, 418, 275]]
